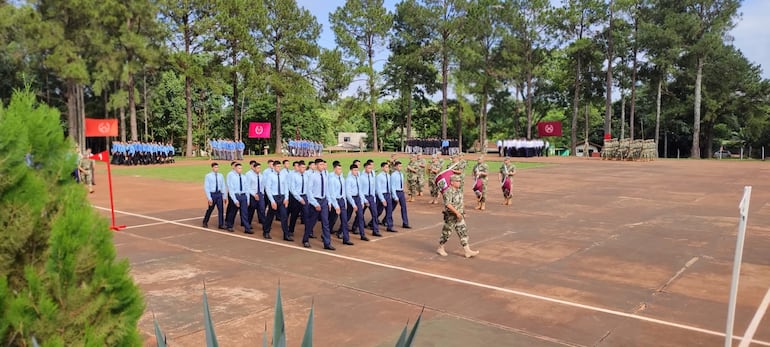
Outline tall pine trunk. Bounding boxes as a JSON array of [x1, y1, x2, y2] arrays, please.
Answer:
[[143, 73, 149, 142], [525, 52, 534, 140], [655, 78, 662, 156], [119, 105, 127, 143], [604, 0, 614, 137], [691, 57, 703, 158], [368, 46, 379, 152], [629, 14, 638, 141], [441, 43, 449, 139], [571, 57, 581, 156], [66, 81, 77, 143], [620, 95, 626, 139], [128, 73, 138, 142], [232, 50, 239, 141], [184, 14, 194, 157], [405, 88, 412, 140]]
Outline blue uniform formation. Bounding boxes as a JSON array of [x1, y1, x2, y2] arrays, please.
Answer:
[[287, 139, 323, 157], [406, 138, 460, 156], [202, 158, 413, 251], [207, 139, 245, 160], [111, 141, 175, 165]]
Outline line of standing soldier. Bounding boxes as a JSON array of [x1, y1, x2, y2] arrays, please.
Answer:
[[207, 139, 245, 160], [111, 141, 175, 165]]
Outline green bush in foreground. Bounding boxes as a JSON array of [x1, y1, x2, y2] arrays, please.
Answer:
[[154, 285, 422, 347], [0, 90, 144, 346]]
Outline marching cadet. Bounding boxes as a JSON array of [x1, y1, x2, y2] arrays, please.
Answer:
[[390, 161, 410, 229], [202, 163, 226, 229], [264, 160, 290, 240], [428, 155, 443, 204], [499, 157, 516, 205], [472, 156, 489, 210], [345, 159, 362, 227], [416, 153, 427, 196], [375, 162, 395, 232], [437, 175, 479, 258], [447, 154, 466, 192], [406, 154, 419, 202], [225, 163, 252, 234], [224, 161, 238, 229], [305, 159, 335, 250], [361, 161, 381, 237], [246, 161, 266, 227], [346, 164, 369, 241], [288, 160, 309, 240], [328, 162, 354, 245]]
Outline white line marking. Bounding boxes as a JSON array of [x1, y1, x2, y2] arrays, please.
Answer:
[[97, 206, 770, 346], [738, 288, 770, 347], [124, 216, 212, 229], [369, 222, 443, 242]]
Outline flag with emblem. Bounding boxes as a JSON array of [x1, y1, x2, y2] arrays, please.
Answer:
[[536, 121, 562, 137], [85, 118, 118, 137], [248, 122, 271, 138], [434, 169, 454, 193]]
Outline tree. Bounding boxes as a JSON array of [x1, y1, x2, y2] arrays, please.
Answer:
[[261, 0, 321, 155], [331, 0, 392, 152], [160, 0, 214, 157], [656, 0, 741, 158], [384, 0, 439, 147], [421, 0, 467, 140], [0, 90, 143, 346]]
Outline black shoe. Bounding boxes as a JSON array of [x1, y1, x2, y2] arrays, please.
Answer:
[[263, 233, 271, 239], [335, 232, 342, 239], [351, 230, 360, 235], [227, 228, 234, 232], [202, 223, 208, 228], [245, 230, 254, 234], [373, 232, 382, 237], [309, 234, 317, 239], [283, 236, 294, 242], [343, 240, 354, 246], [303, 242, 311, 248], [360, 236, 370, 241], [366, 222, 373, 228], [387, 229, 397, 232], [218, 226, 225, 230], [380, 220, 386, 225], [402, 225, 411, 229], [324, 244, 336, 250]]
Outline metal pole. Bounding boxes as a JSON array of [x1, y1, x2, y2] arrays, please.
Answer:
[[763, 146, 765, 161], [664, 132, 668, 158], [725, 186, 752, 347], [677, 149, 680, 159], [740, 147, 744, 160]]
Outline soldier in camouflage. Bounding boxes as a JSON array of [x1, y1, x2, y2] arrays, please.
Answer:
[[499, 157, 516, 205], [428, 154, 443, 204], [437, 174, 479, 258], [415, 153, 427, 196], [447, 153, 467, 192], [472, 155, 489, 210], [406, 154, 419, 201]]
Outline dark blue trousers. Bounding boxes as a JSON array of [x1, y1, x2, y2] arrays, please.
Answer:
[[394, 190, 409, 226], [203, 192, 224, 227], [305, 198, 331, 246], [248, 192, 266, 226], [226, 193, 250, 232], [289, 195, 309, 236], [375, 193, 393, 229], [329, 198, 350, 242], [364, 195, 379, 234], [264, 195, 289, 238], [349, 196, 366, 238]]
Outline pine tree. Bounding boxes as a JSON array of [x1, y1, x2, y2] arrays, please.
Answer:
[[0, 90, 144, 346]]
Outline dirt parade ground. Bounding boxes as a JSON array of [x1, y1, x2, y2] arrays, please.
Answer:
[[88, 155, 770, 346]]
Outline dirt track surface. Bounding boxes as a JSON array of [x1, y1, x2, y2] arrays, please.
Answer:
[[88, 156, 770, 347]]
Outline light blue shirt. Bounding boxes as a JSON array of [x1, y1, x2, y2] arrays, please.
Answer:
[[361, 170, 376, 198], [227, 171, 248, 202], [264, 169, 289, 204], [290, 170, 309, 201], [204, 171, 225, 201], [390, 170, 404, 202], [245, 170, 263, 196], [376, 171, 391, 202], [345, 172, 361, 206], [306, 170, 330, 208], [328, 172, 346, 209]]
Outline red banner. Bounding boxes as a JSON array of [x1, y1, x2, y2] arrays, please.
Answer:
[[248, 122, 271, 138], [85, 118, 118, 137], [88, 150, 110, 163], [537, 121, 562, 137], [435, 169, 454, 194]]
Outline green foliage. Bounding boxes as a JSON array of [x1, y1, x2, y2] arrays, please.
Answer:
[[300, 302, 314, 347], [0, 90, 143, 346]]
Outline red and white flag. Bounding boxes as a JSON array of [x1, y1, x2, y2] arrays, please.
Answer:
[[88, 150, 110, 163]]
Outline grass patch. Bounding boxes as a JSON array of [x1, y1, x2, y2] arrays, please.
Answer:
[[110, 154, 546, 183]]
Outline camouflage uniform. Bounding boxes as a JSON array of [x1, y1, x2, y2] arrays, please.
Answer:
[[429, 159, 443, 198], [500, 162, 515, 199], [416, 157, 427, 193], [472, 162, 489, 203], [450, 160, 467, 192], [440, 181, 468, 246], [78, 154, 94, 188], [407, 159, 420, 197]]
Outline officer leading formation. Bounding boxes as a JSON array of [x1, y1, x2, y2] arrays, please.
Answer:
[[200, 153, 518, 257]]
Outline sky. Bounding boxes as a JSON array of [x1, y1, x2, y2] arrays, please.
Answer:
[[297, 0, 770, 81]]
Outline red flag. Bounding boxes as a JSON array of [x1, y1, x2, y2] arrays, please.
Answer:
[[248, 122, 271, 138], [88, 150, 110, 163], [537, 121, 562, 137], [85, 118, 118, 137], [435, 169, 454, 193]]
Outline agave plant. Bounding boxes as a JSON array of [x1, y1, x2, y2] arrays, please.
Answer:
[[153, 283, 420, 346]]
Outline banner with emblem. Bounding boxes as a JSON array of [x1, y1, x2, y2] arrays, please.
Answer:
[[248, 122, 271, 138], [85, 118, 118, 137], [536, 121, 562, 137], [434, 169, 454, 193]]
